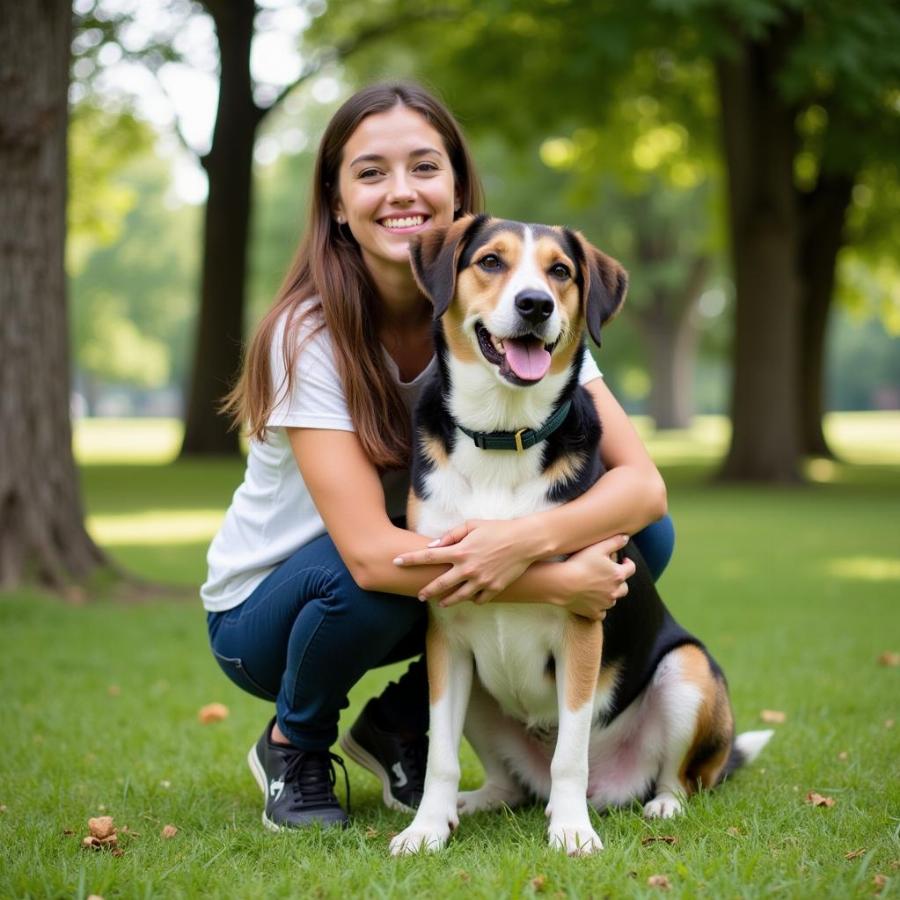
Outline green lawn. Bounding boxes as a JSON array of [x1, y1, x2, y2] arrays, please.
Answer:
[[2, 414, 899, 898]]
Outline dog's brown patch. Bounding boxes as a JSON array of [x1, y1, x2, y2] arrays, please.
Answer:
[[543, 451, 587, 489], [441, 276, 479, 364], [674, 644, 734, 792], [563, 615, 604, 712], [534, 232, 584, 375], [420, 433, 449, 469], [426, 618, 449, 704]]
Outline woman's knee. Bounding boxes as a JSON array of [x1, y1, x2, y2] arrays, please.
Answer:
[[322, 564, 426, 635], [631, 514, 675, 582]]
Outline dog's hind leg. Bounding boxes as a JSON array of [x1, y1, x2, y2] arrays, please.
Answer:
[[643, 644, 732, 819], [546, 616, 604, 856], [457, 677, 527, 815], [390, 621, 473, 855]]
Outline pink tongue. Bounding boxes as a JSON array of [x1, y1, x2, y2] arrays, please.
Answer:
[[504, 338, 551, 381]]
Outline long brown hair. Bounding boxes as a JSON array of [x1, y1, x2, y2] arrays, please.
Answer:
[[222, 82, 484, 470]]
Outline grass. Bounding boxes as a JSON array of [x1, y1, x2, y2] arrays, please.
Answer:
[[2, 413, 900, 898]]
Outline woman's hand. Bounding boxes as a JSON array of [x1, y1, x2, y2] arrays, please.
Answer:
[[558, 534, 635, 620], [393, 519, 543, 607]]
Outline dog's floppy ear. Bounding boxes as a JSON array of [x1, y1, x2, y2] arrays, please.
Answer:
[[410, 214, 486, 318], [567, 230, 628, 347]]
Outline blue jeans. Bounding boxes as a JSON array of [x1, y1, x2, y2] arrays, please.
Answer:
[[207, 515, 675, 751]]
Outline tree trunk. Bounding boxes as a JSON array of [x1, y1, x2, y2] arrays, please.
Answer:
[[715, 22, 803, 482], [643, 309, 700, 430], [0, 1, 107, 590], [797, 173, 853, 458], [180, 0, 259, 456], [638, 255, 709, 430]]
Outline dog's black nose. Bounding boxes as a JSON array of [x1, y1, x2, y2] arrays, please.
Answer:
[[515, 291, 554, 324]]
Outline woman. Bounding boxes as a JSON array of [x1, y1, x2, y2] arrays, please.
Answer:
[[202, 82, 672, 831]]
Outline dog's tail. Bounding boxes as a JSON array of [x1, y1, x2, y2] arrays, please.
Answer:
[[719, 730, 774, 783]]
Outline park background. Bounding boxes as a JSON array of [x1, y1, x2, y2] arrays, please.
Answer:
[[2, 1, 899, 897]]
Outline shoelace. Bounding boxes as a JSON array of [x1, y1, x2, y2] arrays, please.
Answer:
[[283, 749, 351, 813]]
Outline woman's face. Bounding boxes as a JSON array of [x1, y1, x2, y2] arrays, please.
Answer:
[[334, 104, 459, 275]]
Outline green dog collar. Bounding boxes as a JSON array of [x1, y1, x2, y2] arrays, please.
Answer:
[[456, 400, 573, 453]]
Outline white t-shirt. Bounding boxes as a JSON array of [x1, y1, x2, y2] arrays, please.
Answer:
[[200, 311, 602, 612]]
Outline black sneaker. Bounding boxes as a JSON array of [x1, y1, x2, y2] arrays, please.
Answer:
[[247, 718, 350, 831], [339, 700, 427, 812]]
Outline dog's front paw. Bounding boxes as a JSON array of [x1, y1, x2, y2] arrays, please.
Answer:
[[547, 821, 604, 856], [643, 792, 683, 819], [458, 782, 525, 815], [389, 819, 453, 855]]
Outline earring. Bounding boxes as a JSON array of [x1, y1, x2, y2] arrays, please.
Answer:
[[336, 215, 345, 224]]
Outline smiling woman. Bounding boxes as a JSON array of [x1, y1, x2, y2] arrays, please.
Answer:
[[201, 82, 671, 835]]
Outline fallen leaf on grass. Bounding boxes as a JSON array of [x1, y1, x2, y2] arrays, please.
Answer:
[[456, 871, 470, 882], [647, 874, 671, 890], [885, 719, 895, 729], [364, 826, 379, 839], [760, 709, 787, 724], [111, 848, 125, 857], [873, 874, 888, 893], [877, 651, 900, 667], [107, 685, 121, 697], [845, 848, 867, 860], [726, 826, 742, 837], [88, 816, 116, 839], [87, 895, 105, 900], [0, 804, 6, 813], [161, 824, 179, 839], [642, 835, 678, 846], [838, 751, 849, 761], [531, 874, 547, 891], [806, 792, 835, 808], [198, 703, 229, 724], [62, 829, 75, 836]]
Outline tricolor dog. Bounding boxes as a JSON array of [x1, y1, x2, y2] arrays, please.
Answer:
[[390, 215, 771, 856]]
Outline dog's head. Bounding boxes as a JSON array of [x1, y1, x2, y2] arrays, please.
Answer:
[[410, 215, 627, 387]]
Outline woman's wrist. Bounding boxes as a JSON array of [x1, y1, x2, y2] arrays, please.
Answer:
[[515, 513, 558, 562]]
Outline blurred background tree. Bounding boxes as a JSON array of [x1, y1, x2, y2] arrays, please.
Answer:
[[311, 0, 900, 481], [66, 0, 900, 474], [1, 1, 108, 591]]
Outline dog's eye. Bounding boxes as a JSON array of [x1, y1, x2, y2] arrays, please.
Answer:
[[549, 263, 571, 280], [478, 254, 503, 271]]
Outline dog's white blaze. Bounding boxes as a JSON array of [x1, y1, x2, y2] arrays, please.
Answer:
[[486, 226, 562, 343]]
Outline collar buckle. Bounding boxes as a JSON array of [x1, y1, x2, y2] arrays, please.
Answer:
[[514, 429, 526, 453]]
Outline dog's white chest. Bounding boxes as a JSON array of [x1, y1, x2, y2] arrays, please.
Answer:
[[418, 440, 571, 723], [417, 440, 555, 537], [436, 603, 566, 724]]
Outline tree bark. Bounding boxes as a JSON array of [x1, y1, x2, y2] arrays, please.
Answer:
[[180, 0, 259, 456], [0, 1, 107, 589], [797, 173, 853, 458], [715, 21, 803, 482]]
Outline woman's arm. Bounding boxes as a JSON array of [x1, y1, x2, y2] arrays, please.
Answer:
[[396, 377, 666, 603], [519, 376, 667, 558], [288, 427, 630, 618]]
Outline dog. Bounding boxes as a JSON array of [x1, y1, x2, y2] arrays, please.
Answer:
[[390, 215, 771, 856]]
